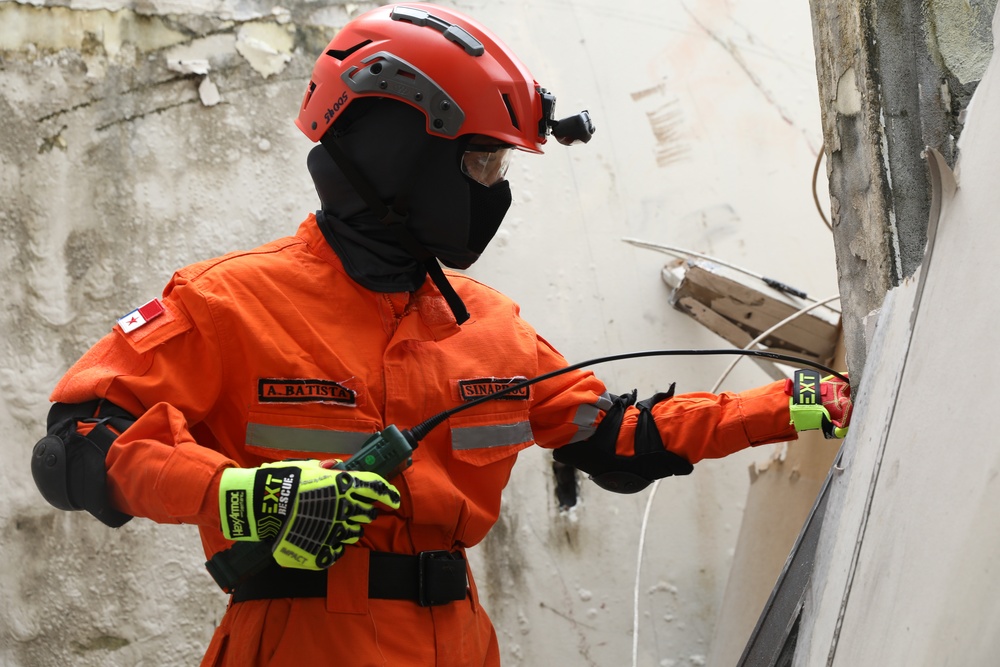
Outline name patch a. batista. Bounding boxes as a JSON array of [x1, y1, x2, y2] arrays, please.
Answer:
[[258, 378, 356, 405], [457, 377, 530, 402]]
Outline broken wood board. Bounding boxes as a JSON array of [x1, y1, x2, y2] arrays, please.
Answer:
[[662, 259, 840, 366]]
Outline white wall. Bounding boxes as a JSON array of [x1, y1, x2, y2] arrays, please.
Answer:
[[0, 1, 835, 665]]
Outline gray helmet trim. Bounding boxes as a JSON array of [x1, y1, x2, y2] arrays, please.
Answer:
[[389, 6, 485, 57], [342, 52, 465, 137]]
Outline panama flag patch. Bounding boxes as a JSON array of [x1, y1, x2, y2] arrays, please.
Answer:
[[117, 299, 166, 333]]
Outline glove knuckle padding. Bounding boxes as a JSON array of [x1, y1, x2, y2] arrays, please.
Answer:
[[332, 522, 362, 544], [345, 501, 378, 523], [31, 400, 135, 528], [253, 464, 400, 570], [335, 470, 354, 493], [345, 471, 402, 506], [553, 385, 694, 494]]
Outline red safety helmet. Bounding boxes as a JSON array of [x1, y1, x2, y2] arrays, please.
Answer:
[[295, 4, 551, 153]]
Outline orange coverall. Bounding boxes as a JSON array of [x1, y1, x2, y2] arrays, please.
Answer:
[[52, 215, 797, 666]]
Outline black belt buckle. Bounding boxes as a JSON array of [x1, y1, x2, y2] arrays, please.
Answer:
[[417, 550, 466, 607]]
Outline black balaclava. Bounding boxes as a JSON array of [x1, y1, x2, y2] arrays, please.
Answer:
[[307, 98, 513, 295]]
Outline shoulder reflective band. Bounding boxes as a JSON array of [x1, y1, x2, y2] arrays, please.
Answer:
[[246, 423, 373, 455], [451, 420, 534, 450]]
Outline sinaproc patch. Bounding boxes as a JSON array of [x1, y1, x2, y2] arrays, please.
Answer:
[[258, 378, 357, 405], [457, 377, 530, 402]]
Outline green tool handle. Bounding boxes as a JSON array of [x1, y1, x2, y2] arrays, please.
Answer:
[[205, 426, 415, 592]]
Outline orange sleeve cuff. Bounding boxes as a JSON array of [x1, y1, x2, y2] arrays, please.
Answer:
[[718, 380, 798, 450]]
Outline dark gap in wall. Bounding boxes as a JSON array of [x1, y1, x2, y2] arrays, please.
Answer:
[[552, 459, 578, 509]]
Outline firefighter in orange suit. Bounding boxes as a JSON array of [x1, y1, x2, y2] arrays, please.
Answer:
[[30, 4, 852, 666]]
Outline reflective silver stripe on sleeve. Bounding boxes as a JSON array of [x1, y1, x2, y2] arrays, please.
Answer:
[[567, 392, 615, 444], [451, 421, 534, 450], [246, 423, 373, 454]]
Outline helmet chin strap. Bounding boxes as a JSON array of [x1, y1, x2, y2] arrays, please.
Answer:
[[319, 132, 471, 325]]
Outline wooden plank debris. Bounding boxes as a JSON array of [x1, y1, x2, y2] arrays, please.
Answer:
[[661, 258, 840, 366]]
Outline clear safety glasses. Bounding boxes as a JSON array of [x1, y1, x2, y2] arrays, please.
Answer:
[[461, 143, 514, 187]]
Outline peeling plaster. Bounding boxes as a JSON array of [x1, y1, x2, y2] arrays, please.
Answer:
[[235, 21, 295, 78], [1, 4, 298, 82], [0, 4, 187, 56], [166, 58, 211, 75], [834, 66, 863, 116], [163, 34, 238, 71]]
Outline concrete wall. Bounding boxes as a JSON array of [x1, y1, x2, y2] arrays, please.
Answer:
[[796, 6, 1000, 659], [808, 0, 996, 377], [0, 1, 836, 665]]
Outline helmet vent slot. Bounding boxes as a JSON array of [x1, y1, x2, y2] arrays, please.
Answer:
[[302, 81, 317, 107], [326, 39, 372, 62], [502, 94, 519, 130]]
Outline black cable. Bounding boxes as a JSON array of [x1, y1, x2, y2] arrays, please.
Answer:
[[408, 348, 848, 442], [208, 348, 845, 590]]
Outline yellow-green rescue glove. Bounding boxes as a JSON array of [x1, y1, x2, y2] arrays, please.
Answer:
[[218, 460, 401, 570], [785, 369, 852, 439]]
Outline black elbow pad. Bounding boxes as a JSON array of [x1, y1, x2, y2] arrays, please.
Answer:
[[553, 385, 693, 494], [31, 400, 136, 528]]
